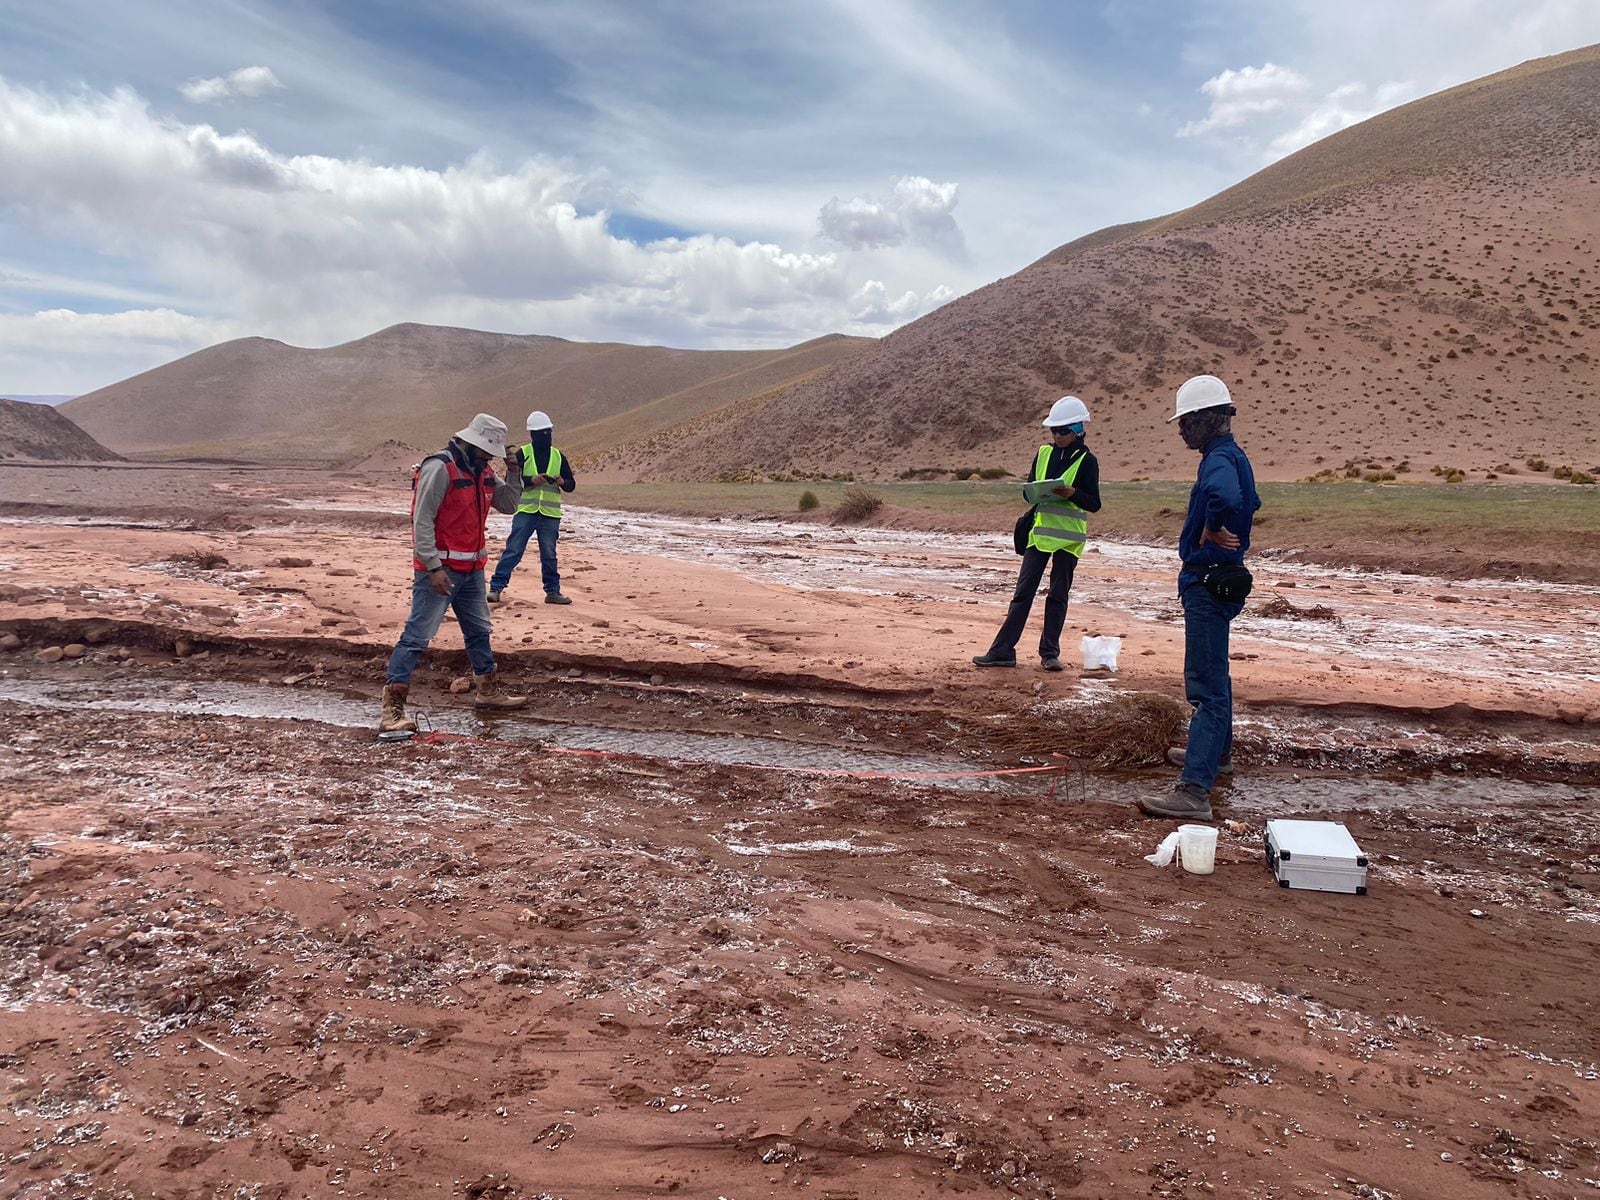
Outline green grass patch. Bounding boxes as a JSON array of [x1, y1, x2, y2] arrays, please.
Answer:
[[581, 479, 1600, 544]]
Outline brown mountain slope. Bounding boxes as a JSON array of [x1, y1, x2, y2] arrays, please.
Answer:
[[62, 325, 872, 463], [631, 45, 1600, 483], [0, 398, 123, 462]]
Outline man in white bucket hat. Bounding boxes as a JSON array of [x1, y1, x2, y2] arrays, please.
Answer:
[[378, 413, 527, 734]]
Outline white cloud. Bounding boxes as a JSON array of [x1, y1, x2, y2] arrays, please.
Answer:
[[0, 308, 234, 394], [0, 307, 229, 350], [180, 65, 283, 103], [0, 77, 951, 388], [819, 176, 964, 256], [1178, 64, 1310, 137], [1178, 61, 1419, 162], [849, 280, 956, 326], [1267, 79, 1419, 155]]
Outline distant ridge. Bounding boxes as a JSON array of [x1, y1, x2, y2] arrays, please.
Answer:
[[63, 324, 873, 464], [615, 45, 1600, 483], [0, 398, 124, 462]]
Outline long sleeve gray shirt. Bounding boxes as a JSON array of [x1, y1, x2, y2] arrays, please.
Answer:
[[412, 455, 521, 571]]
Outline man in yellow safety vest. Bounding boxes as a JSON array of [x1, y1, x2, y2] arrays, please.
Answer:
[[973, 396, 1102, 671], [488, 410, 577, 605]]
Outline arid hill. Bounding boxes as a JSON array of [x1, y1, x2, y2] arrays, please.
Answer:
[[0, 398, 123, 462], [62, 327, 872, 464], [620, 45, 1600, 483]]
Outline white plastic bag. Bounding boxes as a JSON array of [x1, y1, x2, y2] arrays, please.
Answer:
[[1080, 635, 1122, 672], [1144, 830, 1181, 867]]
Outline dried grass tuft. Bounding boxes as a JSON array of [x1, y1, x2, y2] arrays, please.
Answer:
[[1256, 593, 1338, 621], [831, 485, 883, 524], [993, 691, 1188, 768]]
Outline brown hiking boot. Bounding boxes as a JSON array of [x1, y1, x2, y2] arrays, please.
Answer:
[[379, 684, 418, 733], [474, 671, 527, 709], [1138, 781, 1214, 822]]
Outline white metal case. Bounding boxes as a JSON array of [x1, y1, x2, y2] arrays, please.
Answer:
[[1264, 819, 1368, 895]]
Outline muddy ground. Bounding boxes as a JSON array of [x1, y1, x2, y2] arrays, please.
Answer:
[[2, 464, 1598, 1199]]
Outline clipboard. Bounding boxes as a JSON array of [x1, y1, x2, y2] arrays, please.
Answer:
[[1023, 477, 1070, 505]]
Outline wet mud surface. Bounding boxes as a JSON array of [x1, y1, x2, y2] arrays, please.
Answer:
[[2, 465, 1598, 1197]]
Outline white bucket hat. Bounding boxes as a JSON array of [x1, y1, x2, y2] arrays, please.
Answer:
[[454, 413, 508, 458]]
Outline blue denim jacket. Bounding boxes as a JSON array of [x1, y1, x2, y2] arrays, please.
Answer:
[[1178, 434, 1261, 593]]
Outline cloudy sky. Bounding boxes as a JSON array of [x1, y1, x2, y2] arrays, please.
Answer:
[[2, 0, 1598, 394]]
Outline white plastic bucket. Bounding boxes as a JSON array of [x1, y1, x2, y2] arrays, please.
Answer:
[[1177, 824, 1217, 875]]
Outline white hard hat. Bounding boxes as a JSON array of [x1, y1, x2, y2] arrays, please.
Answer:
[[1168, 375, 1233, 422], [454, 412, 508, 458], [1042, 395, 1091, 427], [526, 410, 553, 431]]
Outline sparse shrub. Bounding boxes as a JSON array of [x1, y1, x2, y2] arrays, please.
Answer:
[[1554, 465, 1573, 480], [1570, 471, 1596, 486], [831, 486, 883, 524], [977, 467, 1009, 480], [1380, 472, 1397, 481], [797, 490, 820, 512], [1526, 457, 1549, 472]]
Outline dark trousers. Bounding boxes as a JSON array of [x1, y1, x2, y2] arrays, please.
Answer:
[[987, 546, 1079, 660]]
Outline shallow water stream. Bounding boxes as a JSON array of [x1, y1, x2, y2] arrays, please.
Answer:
[[0, 677, 1588, 817]]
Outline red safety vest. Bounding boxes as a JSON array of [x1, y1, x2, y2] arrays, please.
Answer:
[[411, 452, 496, 572]]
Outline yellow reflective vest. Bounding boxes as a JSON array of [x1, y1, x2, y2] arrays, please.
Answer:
[[516, 445, 565, 517], [1028, 444, 1089, 556]]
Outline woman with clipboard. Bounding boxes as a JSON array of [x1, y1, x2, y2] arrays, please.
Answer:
[[972, 396, 1102, 672]]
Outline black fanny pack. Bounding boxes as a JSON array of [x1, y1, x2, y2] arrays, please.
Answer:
[[1188, 561, 1253, 603]]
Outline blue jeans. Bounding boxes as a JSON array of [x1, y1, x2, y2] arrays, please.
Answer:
[[489, 512, 560, 596], [386, 568, 495, 684], [1179, 581, 1245, 790]]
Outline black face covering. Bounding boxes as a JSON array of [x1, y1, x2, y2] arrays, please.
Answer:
[[1181, 408, 1232, 449], [527, 428, 554, 475]]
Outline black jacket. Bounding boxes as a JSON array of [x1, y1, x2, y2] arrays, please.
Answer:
[[1025, 442, 1101, 513]]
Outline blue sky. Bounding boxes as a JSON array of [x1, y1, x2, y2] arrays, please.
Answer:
[[2, 0, 1598, 393]]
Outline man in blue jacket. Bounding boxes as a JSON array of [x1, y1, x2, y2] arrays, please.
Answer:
[[1140, 376, 1261, 822]]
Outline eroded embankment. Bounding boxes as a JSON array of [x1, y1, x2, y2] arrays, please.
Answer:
[[2, 613, 1597, 789]]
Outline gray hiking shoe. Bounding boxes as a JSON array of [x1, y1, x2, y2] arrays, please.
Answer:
[[1166, 746, 1233, 774], [1041, 657, 1064, 672], [972, 652, 1017, 668], [487, 591, 503, 604], [1138, 781, 1214, 821]]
